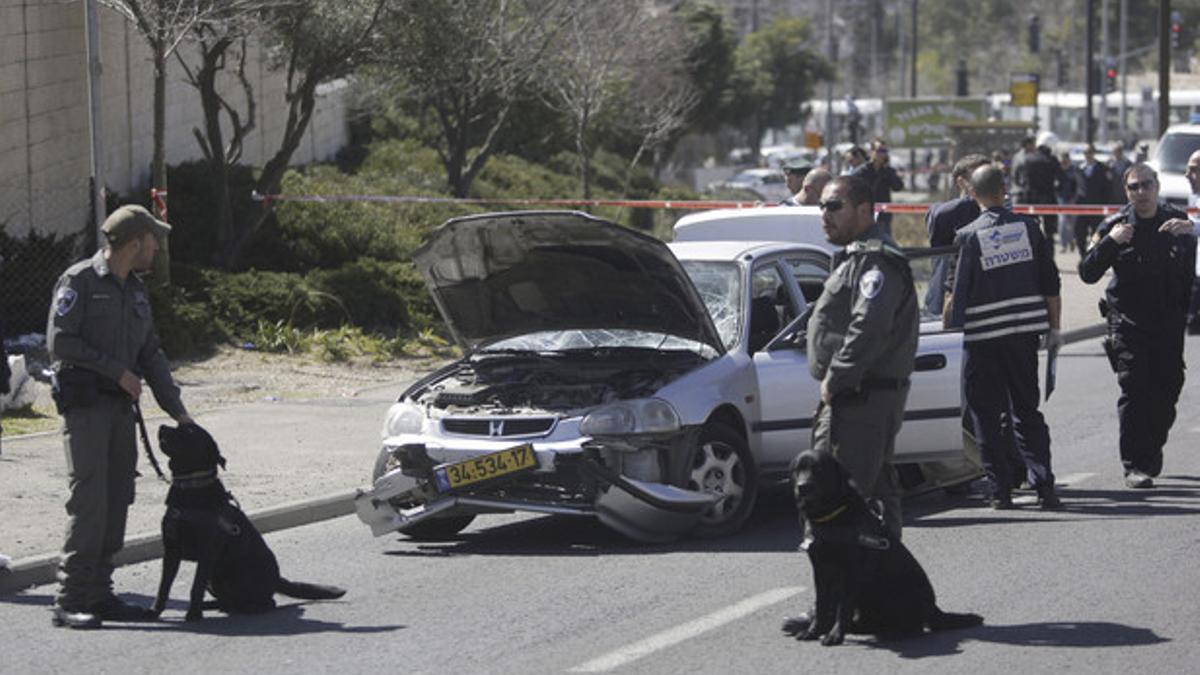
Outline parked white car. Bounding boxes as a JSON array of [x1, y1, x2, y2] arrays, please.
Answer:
[[354, 209, 976, 543], [707, 168, 793, 203], [1149, 123, 1200, 207]]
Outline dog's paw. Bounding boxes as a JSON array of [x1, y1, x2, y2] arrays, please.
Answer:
[[820, 630, 845, 646], [185, 609, 204, 622], [798, 625, 822, 641]]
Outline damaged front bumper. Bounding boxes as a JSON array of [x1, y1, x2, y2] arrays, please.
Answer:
[[354, 440, 715, 543]]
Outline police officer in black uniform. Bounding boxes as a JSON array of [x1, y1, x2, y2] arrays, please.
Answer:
[[1079, 163, 1196, 489], [46, 205, 194, 628], [807, 175, 919, 538], [947, 164, 1063, 509]]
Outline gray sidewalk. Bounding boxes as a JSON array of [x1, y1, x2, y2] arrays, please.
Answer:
[[0, 256, 1108, 594]]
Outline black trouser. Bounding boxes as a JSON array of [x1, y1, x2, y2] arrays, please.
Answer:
[[1038, 214, 1057, 251], [1109, 325, 1186, 476], [962, 333, 1053, 494], [1076, 215, 1102, 257]]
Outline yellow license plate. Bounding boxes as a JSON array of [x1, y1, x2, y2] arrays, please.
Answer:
[[433, 444, 537, 492]]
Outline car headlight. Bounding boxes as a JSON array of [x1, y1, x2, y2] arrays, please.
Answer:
[[579, 398, 681, 436], [381, 402, 424, 439]]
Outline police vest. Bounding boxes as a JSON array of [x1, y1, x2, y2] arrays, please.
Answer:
[[960, 211, 1049, 343]]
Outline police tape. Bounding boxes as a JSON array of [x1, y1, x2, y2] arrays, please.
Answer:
[[249, 191, 1198, 217]]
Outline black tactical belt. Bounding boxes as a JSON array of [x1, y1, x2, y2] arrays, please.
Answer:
[[859, 377, 910, 390]]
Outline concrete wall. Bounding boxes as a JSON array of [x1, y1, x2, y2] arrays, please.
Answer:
[[0, 1, 350, 239]]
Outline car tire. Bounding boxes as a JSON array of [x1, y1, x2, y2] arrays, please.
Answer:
[[686, 422, 758, 538], [371, 448, 476, 541]]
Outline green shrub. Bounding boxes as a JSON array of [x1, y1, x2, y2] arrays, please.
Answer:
[[147, 280, 225, 358], [0, 227, 80, 336], [206, 269, 346, 338], [304, 257, 435, 333], [165, 161, 261, 267], [250, 319, 311, 354]]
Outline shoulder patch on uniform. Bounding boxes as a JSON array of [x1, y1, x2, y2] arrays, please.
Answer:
[[860, 267, 884, 299], [55, 287, 77, 317]]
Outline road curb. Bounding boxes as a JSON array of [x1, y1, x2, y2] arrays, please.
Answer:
[[1062, 323, 1106, 344], [0, 490, 355, 596]]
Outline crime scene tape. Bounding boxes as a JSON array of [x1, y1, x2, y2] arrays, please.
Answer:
[[250, 191, 1198, 217]]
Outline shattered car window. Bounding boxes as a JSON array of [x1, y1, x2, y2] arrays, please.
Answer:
[[484, 329, 718, 358], [680, 260, 742, 350]]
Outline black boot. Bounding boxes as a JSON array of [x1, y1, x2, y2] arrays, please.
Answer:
[[1036, 483, 1061, 510]]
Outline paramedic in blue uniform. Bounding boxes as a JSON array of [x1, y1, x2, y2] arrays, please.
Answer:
[[1079, 163, 1195, 489], [947, 164, 1063, 510]]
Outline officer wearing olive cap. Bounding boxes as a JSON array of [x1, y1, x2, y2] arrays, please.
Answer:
[[46, 204, 194, 629], [807, 175, 919, 538]]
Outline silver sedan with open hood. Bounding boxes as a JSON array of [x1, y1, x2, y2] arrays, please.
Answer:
[[354, 210, 973, 543]]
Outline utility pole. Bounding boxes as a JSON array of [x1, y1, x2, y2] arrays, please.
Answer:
[[910, 0, 917, 190], [1086, 0, 1096, 144], [825, 0, 834, 171], [1119, 0, 1127, 138], [1100, 0, 1110, 143], [1160, 0, 1171, 136], [84, 0, 105, 245]]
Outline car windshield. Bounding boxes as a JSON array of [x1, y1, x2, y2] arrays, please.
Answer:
[[680, 260, 742, 350], [1155, 132, 1200, 173], [482, 330, 718, 357]]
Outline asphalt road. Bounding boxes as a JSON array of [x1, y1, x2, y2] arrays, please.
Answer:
[[2, 336, 1199, 674]]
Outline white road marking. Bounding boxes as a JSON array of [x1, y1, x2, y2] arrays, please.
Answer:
[[568, 586, 803, 673]]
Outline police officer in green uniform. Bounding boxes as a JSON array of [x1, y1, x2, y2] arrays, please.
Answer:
[[807, 175, 919, 539], [46, 205, 193, 629]]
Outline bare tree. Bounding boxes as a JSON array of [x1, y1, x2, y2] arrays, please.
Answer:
[[541, 0, 652, 199], [368, 0, 561, 198], [100, 1, 283, 198], [179, 0, 389, 269], [613, 14, 700, 197]]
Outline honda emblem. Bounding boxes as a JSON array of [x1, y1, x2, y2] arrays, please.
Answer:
[[488, 420, 505, 437]]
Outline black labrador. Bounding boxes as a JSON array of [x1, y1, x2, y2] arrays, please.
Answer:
[[152, 423, 345, 621], [782, 450, 982, 645]]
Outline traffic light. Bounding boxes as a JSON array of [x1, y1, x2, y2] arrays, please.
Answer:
[[955, 60, 968, 97], [1172, 11, 1182, 50], [1104, 63, 1117, 93], [1028, 15, 1041, 54]]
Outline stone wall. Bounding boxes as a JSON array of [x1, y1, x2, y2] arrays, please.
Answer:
[[0, 1, 350, 239]]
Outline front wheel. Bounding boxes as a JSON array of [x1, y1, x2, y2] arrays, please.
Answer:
[[686, 422, 758, 538], [371, 448, 476, 541]]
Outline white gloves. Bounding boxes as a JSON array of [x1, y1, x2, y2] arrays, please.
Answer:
[[1042, 329, 1064, 352]]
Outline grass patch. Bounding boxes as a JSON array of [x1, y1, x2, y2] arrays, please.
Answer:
[[1, 405, 59, 436]]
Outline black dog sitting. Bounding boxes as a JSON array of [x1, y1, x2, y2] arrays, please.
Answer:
[[152, 423, 346, 621], [782, 450, 982, 645]]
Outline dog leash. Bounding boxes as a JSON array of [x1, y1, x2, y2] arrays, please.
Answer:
[[133, 400, 169, 483]]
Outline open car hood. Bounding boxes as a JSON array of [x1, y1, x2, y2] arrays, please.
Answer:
[[414, 211, 726, 354]]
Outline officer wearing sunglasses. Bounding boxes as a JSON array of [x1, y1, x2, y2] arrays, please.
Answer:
[[1079, 163, 1195, 489], [806, 175, 919, 539]]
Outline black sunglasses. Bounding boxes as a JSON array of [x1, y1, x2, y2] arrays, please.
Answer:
[[1125, 179, 1155, 192], [818, 199, 845, 213]]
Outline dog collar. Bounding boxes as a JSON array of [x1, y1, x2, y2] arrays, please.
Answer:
[[171, 469, 218, 489], [809, 504, 848, 523]]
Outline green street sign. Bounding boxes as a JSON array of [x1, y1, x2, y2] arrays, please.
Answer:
[[883, 98, 988, 147]]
